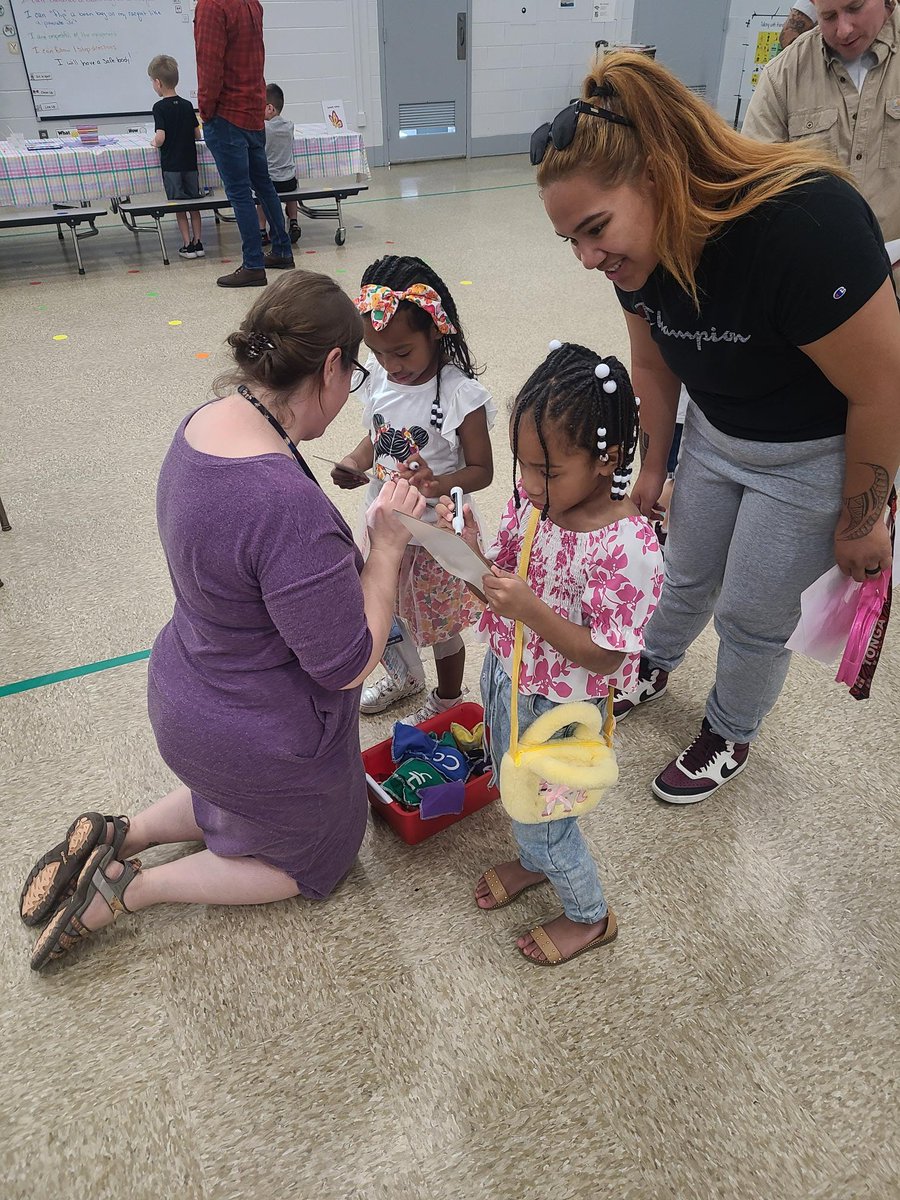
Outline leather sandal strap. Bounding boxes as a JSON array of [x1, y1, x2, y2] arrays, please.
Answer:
[[482, 866, 510, 906], [106, 814, 130, 855], [92, 853, 142, 920], [529, 924, 563, 964]]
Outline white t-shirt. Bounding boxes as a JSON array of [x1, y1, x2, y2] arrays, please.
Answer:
[[838, 47, 877, 90], [676, 383, 690, 425], [359, 357, 495, 525]]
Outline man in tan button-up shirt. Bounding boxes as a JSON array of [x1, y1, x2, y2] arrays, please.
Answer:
[[744, 0, 900, 274]]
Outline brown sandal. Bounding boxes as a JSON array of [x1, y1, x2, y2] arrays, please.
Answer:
[[519, 909, 618, 966], [19, 812, 130, 927], [30, 844, 142, 971], [475, 865, 547, 911]]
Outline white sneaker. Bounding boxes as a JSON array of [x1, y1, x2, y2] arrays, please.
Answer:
[[360, 671, 424, 715], [399, 687, 468, 726]]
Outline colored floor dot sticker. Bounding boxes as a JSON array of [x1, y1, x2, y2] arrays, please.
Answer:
[[29, 280, 42, 286], [354, 224, 363, 229], [127, 269, 141, 274], [195, 352, 210, 359], [335, 268, 347, 273], [37, 305, 47, 311], [459, 280, 473, 286], [220, 258, 232, 263], [52, 334, 68, 341], [147, 291, 158, 298], [385, 240, 394, 244], [168, 320, 183, 326], [305, 249, 317, 254]]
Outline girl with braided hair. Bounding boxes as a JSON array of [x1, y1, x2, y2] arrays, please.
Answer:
[[437, 342, 663, 965], [334, 255, 495, 724]]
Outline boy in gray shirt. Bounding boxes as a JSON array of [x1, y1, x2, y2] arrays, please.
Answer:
[[257, 83, 300, 245]]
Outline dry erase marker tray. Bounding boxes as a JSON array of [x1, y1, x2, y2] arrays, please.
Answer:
[[362, 701, 498, 845]]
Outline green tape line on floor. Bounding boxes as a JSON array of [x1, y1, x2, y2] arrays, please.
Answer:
[[0, 649, 151, 697]]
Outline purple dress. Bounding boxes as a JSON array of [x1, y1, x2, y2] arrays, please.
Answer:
[[148, 413, 373, 899]]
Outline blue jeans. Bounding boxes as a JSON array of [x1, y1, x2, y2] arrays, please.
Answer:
[[202, 116, 292, 269], [480, 652, 608, 924]]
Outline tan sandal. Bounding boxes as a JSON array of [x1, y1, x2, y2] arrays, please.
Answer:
[[519, 909, 618, 966], [475, 865, 546, 911], [19, 812, 130, 926], [30, 844, 141, 971]]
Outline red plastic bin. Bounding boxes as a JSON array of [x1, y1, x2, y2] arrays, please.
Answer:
[[362, 700, 499, 844]]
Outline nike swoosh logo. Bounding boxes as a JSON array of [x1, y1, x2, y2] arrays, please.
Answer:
[[720, 761, 741, 778]]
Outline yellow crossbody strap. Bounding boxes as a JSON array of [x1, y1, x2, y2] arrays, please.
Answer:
[[508, 509, 540, 759], [507, 508, 615, 758]]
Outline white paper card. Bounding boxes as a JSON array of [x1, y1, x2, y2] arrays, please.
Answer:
[[592, 1, 618, 21], [394, 513, 490, 595], [321, 100, 348, 132], [885, 237, 900, 267]]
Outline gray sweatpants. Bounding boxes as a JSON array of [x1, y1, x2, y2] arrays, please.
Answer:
[[646, 405, 845, 743]]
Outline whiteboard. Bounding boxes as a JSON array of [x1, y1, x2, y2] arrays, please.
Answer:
[[12, 0, 198, 121], [716, 6, 790, 124]]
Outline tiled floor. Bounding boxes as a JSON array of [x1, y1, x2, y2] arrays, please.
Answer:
[[2, 155, 898, 1200]]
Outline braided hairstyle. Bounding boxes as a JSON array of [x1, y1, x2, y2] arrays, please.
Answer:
[[510, 341, 639, 519], [359, 255, 479, 429]]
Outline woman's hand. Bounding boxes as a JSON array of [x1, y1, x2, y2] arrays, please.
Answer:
[[834, 521, 893, 583], [395, 453, 441, 498], [482, 567, 539, 623], [630, 465, 668, 520], [366, 477, 426, 554], [331, 457, 369, 490], [435, 496, 481, 551]]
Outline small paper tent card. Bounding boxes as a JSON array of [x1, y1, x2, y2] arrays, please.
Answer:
[[393, 513, 492, 600]]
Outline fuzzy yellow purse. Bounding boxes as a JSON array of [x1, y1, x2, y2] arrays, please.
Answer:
[[499, 510, 619, 824]]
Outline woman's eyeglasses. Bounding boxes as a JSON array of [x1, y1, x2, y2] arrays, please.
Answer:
[[349, 359, 370, 393], [530, 99, 633, 166]]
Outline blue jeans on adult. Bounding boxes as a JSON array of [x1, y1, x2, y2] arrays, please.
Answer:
[[480, 652, 608, 924], [203, 116, 292, 269]]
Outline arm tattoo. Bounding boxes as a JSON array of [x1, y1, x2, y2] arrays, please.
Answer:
[[639, 431, 650, 461], [782, 11, 814, 39], [837, 463, 890, 540]]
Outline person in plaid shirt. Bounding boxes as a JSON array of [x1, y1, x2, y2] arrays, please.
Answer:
[[194, 0, 294, 286]]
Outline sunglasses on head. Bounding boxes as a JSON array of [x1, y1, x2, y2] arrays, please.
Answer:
[[530, 98, 633, 166]]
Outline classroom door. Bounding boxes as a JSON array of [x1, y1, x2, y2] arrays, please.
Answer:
[[631, 0, 730, 101], [380, 0, 469, 164]]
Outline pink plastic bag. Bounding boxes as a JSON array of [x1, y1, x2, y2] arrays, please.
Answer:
[[838, 486, 896, 699], [834, 570, 890, 687], [785, 566, 861, 664]]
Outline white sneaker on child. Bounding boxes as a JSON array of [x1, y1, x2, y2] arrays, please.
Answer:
[[360, 671, 424, 715], [399, 687, 468, 727]]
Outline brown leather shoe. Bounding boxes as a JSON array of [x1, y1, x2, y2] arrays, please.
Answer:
[[216, 265, 267, 288], [263, 252, 295, 270]]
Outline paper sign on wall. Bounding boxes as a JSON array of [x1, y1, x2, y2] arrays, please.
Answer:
[[322, 100, 348, 132], [592, 1, 618, 20]]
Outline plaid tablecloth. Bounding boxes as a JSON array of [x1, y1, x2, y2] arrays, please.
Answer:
[[0, 127, 370, 208]]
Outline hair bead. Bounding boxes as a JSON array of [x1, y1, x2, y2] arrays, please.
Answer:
[[511, 342, 639, 512]]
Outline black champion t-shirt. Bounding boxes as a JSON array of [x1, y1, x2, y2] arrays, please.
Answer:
[[616, 174, 891, 441], [152, 95, 199, 174]]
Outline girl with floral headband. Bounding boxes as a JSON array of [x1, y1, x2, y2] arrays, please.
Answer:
[[334, 255, 495, 724]]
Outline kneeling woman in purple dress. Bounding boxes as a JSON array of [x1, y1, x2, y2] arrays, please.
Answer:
[[22, 271, 426, 970]]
